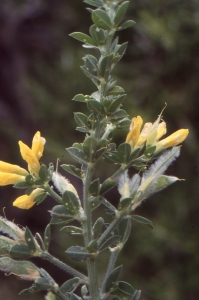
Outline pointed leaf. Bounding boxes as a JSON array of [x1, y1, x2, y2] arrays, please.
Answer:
[[39, 164, 50, 182], [72, 94, 95, 102], [108, 85, 125, 95], [103, 152, 120, 164], [105, 265, 123, 293], [131, 215, 154, 230], [83, 136, 98, 162], [66, 147, 88, 165], [118, 197, 132, 211], [99, 235, 120, 251], [60, 277, 80, 294], [114, 1, 130, 26], [34, 192, 47, 205], [61, 164, 84, 179], [99, 54, 113, 77], [50, 205, 74, 225], [10, 244, 32, 259], [66, 246, 94, 262], [62, 191, 80, 215], [70, 32, 97, 46], [110, 281, 135, 299], [93, 217, 104, 239], [117, 218, 131, 244], [99, 178, 118, 195], [89, 24, 105, 45], [117, 143, 131, 163], [87, 100, 105, 115], [84, 0, 103, 8], [74, 113, 88, 128], [108, 94, 126, 113], [60, 226, 83, 235], [110, 109, 128, 120], [92, 9, 112, 30], [25, 227, 37, 251], [89, 178, 100, 196], [117, 20, 136, 31], [44, 224, 51, 250], [116, 118, 131, 129]]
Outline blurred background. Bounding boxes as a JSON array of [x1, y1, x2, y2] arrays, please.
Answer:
[[0, 0, 198, 299]]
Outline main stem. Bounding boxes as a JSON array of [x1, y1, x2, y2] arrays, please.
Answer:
[[83, 163, 100, 300]]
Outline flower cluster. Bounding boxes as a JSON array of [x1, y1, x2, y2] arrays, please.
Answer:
[[0, 132, 45, 209], [126, 115, 189, 153]]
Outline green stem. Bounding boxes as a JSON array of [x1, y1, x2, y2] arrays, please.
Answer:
[[41, 251, 88, 284], [43, 184, 62, 204]]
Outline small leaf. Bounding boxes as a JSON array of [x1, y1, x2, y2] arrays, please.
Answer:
[[93, 217, 104, 239], [144, 145, 156, 157], [108, 85, 125, 95], [105, 265, 123, 293], [99, 178, 118, 195], [70, 32, 97, 46], [34, 192, 47, 205], [14, 181, 32, 189], [100, 197, 116, 212], [114, 1, 130, 27], [103, 152, 120, 164], [116, 118, 131, 129], [44, 224, 51, 251], [50, 205, 74, 225], [99, 235, 120, 251], [84, 0, 103, 8], [62, 191, 80, 216], [38, 164, 49, 182], [89, 178, 100, 196], [74, 113, 88, 128], [10, 244, 32, 259], [117, 142, 131, 163], [72, 94, 95, 102], [128, 148, 141, 162], [84, 54, 99, 76], [61, 226, 83, 235], [87, 100, 105, 115], [35, 277, 56, 292], [83, 136, 98, 162], [81, 65, 100, 87], [131, 215, 154, 230], [108, 94, 126, 113], [117, 218, 132, 244], [118, 197, 132, 211], [25, 227, 37, 251], [117, 20, 136, 31], [99, 54, 113, 77], [110, 109, 128, 120], [61, 164, 84, 179], [60, 277, 80, 294], [66, 147, 88, 165], [66, 246, 94, 262], [19, 286, 40, 295], [87, 240, 98, 252], [132, 290, 142, 300], [0, 236, 16, 256], [89, 24, 105, 45], [110, 281, 135, 299], [92, 9, 112, 30]]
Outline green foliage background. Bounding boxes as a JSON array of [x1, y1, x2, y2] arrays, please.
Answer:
[[0, 0, 198, 299]]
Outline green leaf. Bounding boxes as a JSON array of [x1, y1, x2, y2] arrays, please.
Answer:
[[72, 94, 95, 102], [108, 94, 126, 113], [34, 192, 47, 205], [60, 277, 80, 294], [117, 218, 132, 244], [35, 277, 55, 292], [44, 224, 51, 251], [24, 227, 37, 251], [19, 286, 40, 295], [81, 65, 100, 87], [103, 152, 120, 164], [117, 20, 136, 31], [93, 217, 104, 239], [10, 244, 32, 259], [83, 136, 98, 162], [117, 142, 131, 163], [50, 205, 74, 225], [118, 197, 132, 211], [38, 164, 49, 182], [62, 191, 80, 216], [0, 236, 16, 256], [66, 246, 94, 262], [115, 42, 128, 58], [116, 118, 131, 129], [74, 113, 88, 128], [14, 181, 32, 189], [84, 0, 103, 8], [108, 85, 125, 95], [92, 9, 112, 30], [104, 265, 123, 293], [100, 197, 116, 212], [99, 235, 120, 251], [110, 109, 128, 120], [99, 54, 113, 77], [84, 54, 99, 76], [60, 226, 83, 235], [66, 147, 88, 165], [131, 215, 154, 230], [128, 148, 141, 162], [69, 32, 97, 46], [89, 178, 100, 196], [144, 145, 156, 157], [110, 281, 135, 299], [132, 290, 142, 300], [99, 178, 118, 195], [89, 24, 105, 45], [87, 240, 98, 252], [87, 100, 105, 115], [61, 164, 84, 179], [114, 1, 130, 27]]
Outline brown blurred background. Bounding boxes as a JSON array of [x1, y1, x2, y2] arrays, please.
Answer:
[[0, 0, 198, 299]]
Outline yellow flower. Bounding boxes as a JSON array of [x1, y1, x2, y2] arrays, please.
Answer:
[[155, 129, 189, 153], [126, 116, 143, 149], [13, 188, 44, 209], [0, 172, 26, 186]]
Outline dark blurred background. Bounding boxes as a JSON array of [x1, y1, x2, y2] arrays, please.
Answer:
[[0, 0, 198, 299]]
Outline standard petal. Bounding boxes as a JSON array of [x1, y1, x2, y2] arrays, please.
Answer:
[[0, 172, 25, 186], [0, 161, 28, 176], [126, 116, 143, 149], [13, 188, 44, 209], [31, 131, 46, 160], [18, 141, 40, 177], [155, 129, 189, 152]]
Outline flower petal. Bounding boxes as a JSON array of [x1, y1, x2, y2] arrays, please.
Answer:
[[19, 141, 40, 177], [13, 188, 44, 209], [155, 129, 189, 152], [126, 116, 143, 149], [31, 131, 46, 160], [0, 172, 25, 186], [0, 161, 28, 176]]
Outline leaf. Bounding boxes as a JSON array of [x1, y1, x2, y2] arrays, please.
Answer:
[[84, 0, 103, 8], [60, 226, 83, 235], [131, 215, 154, 230], [99, 54, 113, 77], [44, 224, 51, 251], [87, 240, 98, 252], [110, 109, 128, 120], [34, 192, 47, 205], [100, 197, 116, 212], [117, 20, 136, 31], [62, 191, 80, 215], [144, 145, 156, 157], [92, 9, 112, 30], [110, 281, 135, 299], [84, 54, 99, 76], [83, 136, 98, 162], [128, 148, 141, 162], [60, 277, 80, 294], [93, 217, 104, 239], [74, 113, 88, 128], [24, 227, 37, 251], [35, 277, 55, 292], [117, 142, 131, 163], [61, 164, 84, 179], [104, 265, 123, 293], [114, 1, 130, 27], [89, 178, 100, 196], [69, 32, 97, 46], [50, 205, 74, 225], [117, 218, 132, 244], [66, 246, 94, 262], [0, 236, 16, 256], [81, 65, 100, 87], [108, 94, 126, 113], [108, 85, 125, 95], [10, 244, 32, 259], [116, 118, 131, 129], [118, 197, 132, 211], [103, 152, 120, 164], [99, 235, 120, 251], [72, 94, 95, 102], [66, 147, 88, 165], [89, 24, 105, 45], [14, 181, 32, 189], [99, 178, 118, 195], [87, 100, 105, 115]]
